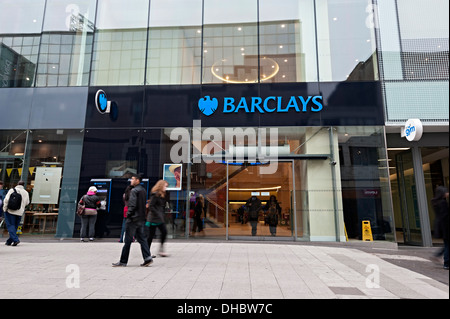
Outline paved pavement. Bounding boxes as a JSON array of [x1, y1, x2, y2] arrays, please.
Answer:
[[0, 239, 448, 300]]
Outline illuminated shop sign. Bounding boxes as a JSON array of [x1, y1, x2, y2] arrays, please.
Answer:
[[402, 119, 423, 142], [198, 95, 323, 117], [95, 89, 110, 114]]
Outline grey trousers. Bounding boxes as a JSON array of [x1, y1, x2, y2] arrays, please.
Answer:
[[80, 215, 97, 238]]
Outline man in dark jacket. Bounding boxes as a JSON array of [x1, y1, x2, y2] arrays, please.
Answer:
[[245, 196, 262, 236], [113, 174, 153, 267]]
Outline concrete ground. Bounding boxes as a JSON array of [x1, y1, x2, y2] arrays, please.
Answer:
[[0, 238, 447, 300]]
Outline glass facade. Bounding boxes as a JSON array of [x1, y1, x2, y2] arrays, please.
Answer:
[[0, 129, 84, 236], [0, 0, 402, 244], [37, 0, 95, 87], [147, 0, 202, 85], [378, 0, 449, 122], [1, 0, 379, 88]]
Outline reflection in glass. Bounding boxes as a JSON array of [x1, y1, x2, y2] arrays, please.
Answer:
[[37, 0, 95, 87], [316, 0, 378, 82], [0, 130, 28, 188], [337, 126, 394, 241], [259, 0, 318, 82], [90, 0, 149, 86], [147, 0, 202, 85], [0, 0, 45, 88], [202, 0, 258, 84]]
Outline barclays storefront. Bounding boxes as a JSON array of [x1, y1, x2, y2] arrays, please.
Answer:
[[0, 0, 395, 242]]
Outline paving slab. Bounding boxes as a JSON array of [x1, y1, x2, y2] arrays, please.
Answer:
[[0, 240, 448, 300]]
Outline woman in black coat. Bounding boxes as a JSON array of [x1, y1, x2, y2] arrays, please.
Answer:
[[431, 186, 449, 270]]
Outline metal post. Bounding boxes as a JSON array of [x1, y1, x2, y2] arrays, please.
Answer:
[[226, 160, 229, 241], [292, 160, 298, 240], [329, 127, 341, 242], [185, 128, 192, 239], [411, 146, 432, 247]]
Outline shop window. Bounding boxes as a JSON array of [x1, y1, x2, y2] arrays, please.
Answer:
[[0, 130, 28, 188]]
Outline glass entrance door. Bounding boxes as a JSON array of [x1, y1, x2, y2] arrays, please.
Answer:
[[226, 161, 295, 240], [394, 150, 423, 245]]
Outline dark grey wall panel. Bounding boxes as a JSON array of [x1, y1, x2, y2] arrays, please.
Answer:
[[29, 87, 88, 129], [0, 88, 33, 129]]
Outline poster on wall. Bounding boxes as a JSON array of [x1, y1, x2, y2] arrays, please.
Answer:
[[163, 164, 182, 191], [32, 167, 62, 204]]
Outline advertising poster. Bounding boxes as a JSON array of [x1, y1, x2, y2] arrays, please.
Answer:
[[32, 167, 62, 204], [163, 164, 182, 191]]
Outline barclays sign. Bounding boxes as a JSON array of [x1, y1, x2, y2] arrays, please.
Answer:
[[198, 95, 323, 116]]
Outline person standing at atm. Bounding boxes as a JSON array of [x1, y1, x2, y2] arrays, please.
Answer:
[[79, 186, 100, 242]]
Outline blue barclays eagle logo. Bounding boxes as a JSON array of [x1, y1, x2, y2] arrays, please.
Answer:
[[98, 93, 108, 112], [198, 96, 218, 117]]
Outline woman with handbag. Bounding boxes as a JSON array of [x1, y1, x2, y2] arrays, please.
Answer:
[[79, 186, 101, 242]]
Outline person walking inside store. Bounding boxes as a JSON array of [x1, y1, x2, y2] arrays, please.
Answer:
[[113, 174, 153, 267], [264, 195, 281, 236], [245, 195, 262, 236], [192, 194, 205, 236], [2, 181, 30, 246], [146, 180, 169, 257], [79, 186, 101, 242], [431, 185, 449, 270]]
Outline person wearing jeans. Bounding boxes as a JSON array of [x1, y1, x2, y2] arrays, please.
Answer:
[[113, 174, 152, 267], [2, 181, 30, 246]]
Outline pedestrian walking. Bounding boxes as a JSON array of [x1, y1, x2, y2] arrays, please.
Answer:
[[2, 181, 30, 246], [0, 180, 6, 219], [431, 185, 449, 270], [146, 180, 169, 257], [79, 186, 101, 242], [192, 194, 205, 236], [119, 185, 133, 243], [245, 196, 262, 236], [113, 174, 153, 267]]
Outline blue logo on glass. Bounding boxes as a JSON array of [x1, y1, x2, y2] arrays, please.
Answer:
[[198, 95, 323, 116], [99, 93, 107, 112], [95, 89, 110, 114], [198, 96, 218, 116]]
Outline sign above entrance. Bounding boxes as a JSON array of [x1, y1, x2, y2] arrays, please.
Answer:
[[401, 119, 423, 142], [198, 95, 323, 117]]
